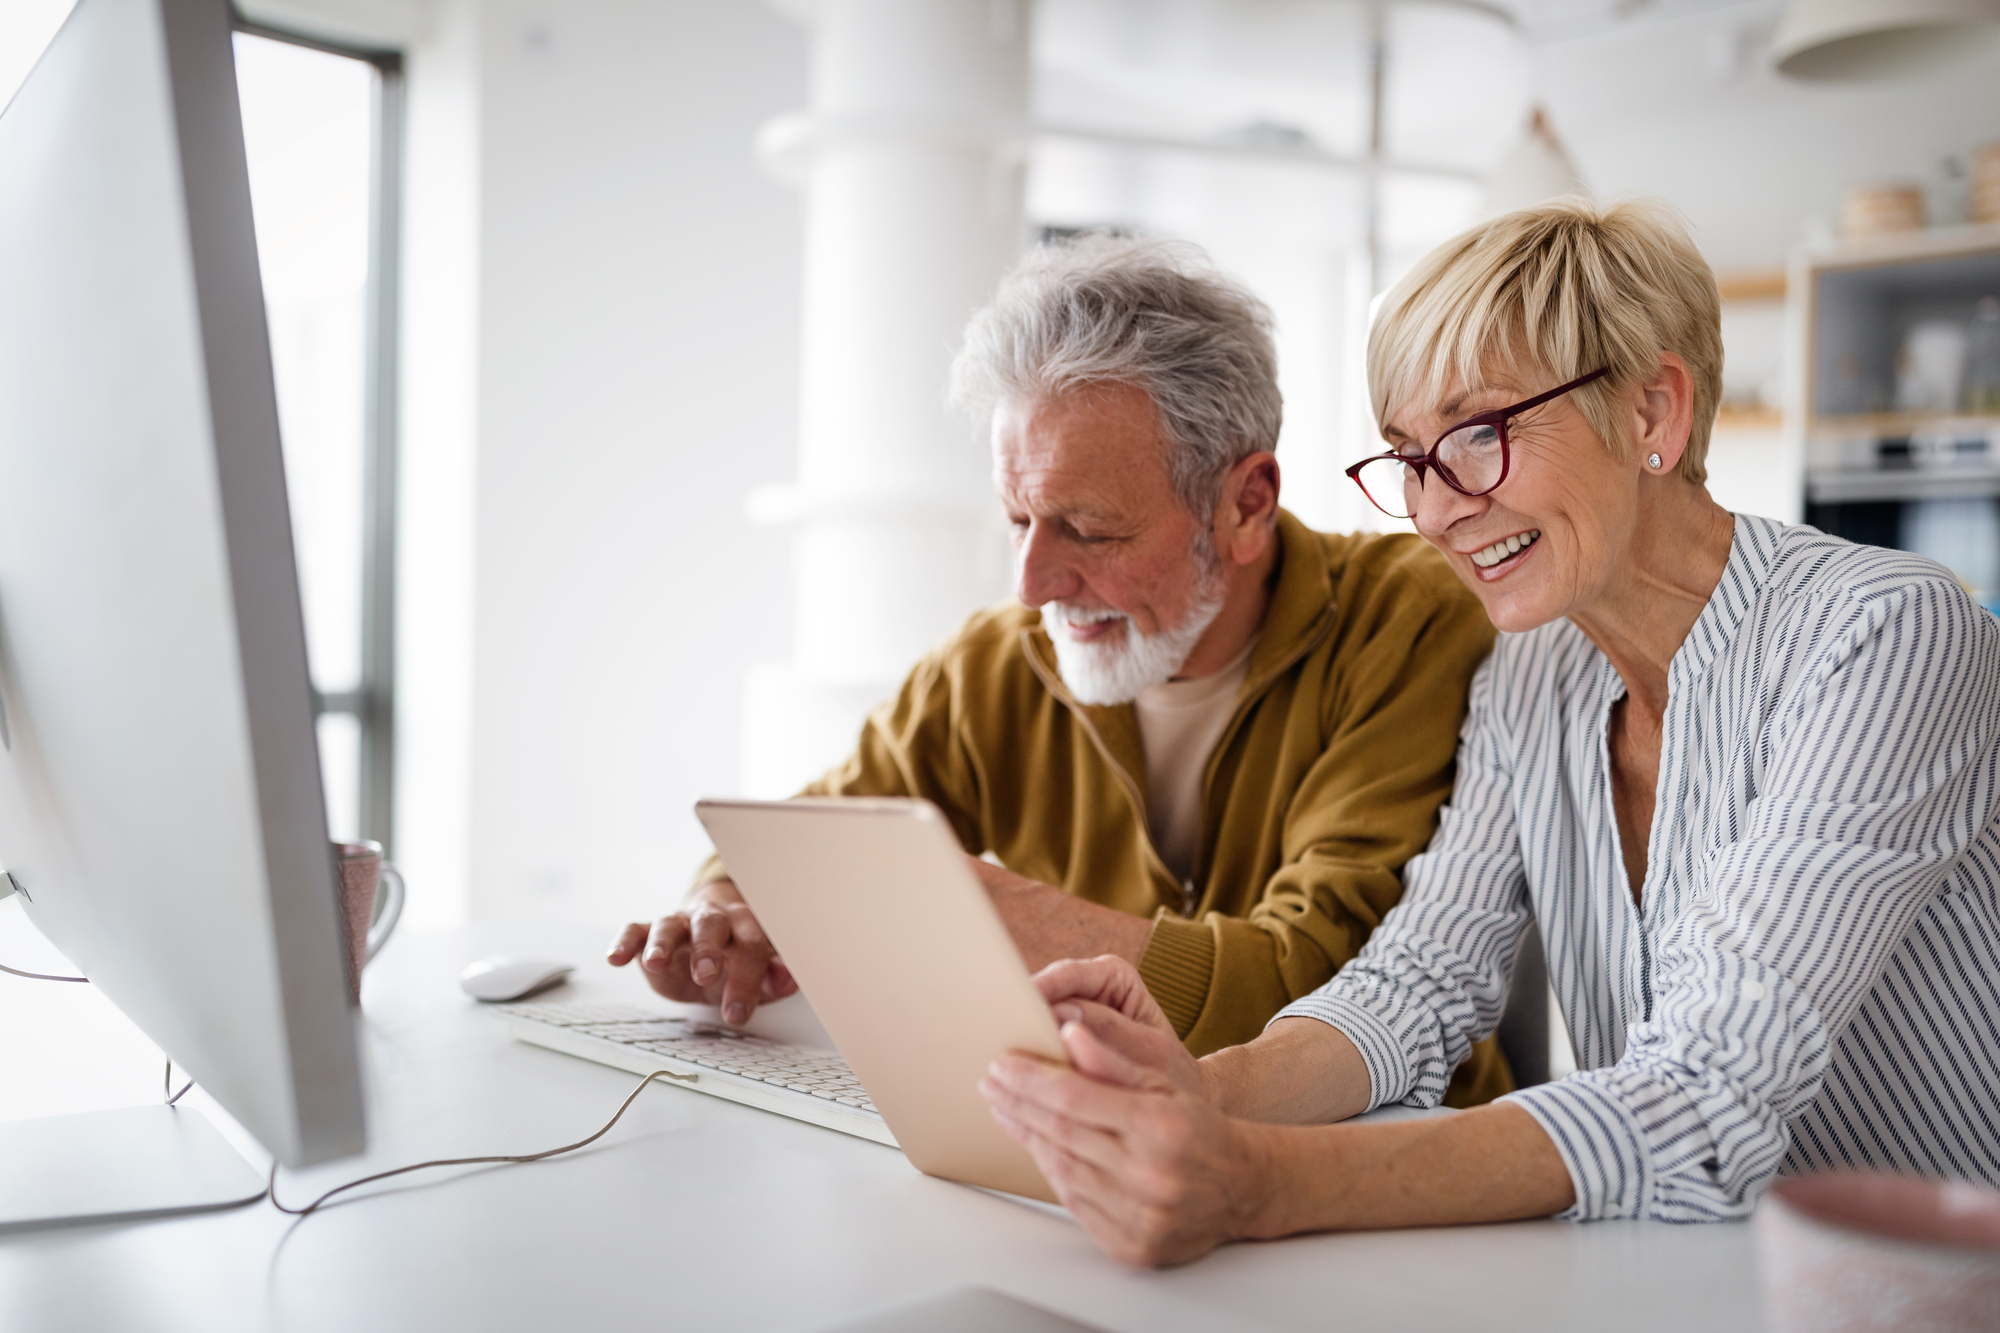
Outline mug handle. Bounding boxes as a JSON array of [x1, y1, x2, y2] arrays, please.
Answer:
[[365, 863, 405, 963]]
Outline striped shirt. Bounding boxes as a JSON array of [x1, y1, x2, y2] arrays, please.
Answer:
[[1278, 514, 2000, 1221]]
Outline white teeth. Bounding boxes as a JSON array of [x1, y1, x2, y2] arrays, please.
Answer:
[[1470, 530, 1540, 568]]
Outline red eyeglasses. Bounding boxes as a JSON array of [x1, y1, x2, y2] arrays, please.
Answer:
[[1346, 367, 1611, 520]]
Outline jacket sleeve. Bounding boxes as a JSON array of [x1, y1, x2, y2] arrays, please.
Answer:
[[1145, 573, 1498, 1056], [692, 647, 986, 889], [1273, 651, 1534, 1099]]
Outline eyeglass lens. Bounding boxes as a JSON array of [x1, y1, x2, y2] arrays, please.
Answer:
[[1353, 420, 1506, 520]]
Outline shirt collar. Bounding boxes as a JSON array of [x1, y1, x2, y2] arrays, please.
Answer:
[[1668, 512, 1780, 690]]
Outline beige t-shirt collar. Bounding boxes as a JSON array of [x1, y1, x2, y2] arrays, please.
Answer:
[[1132, 639, 1257, 888]]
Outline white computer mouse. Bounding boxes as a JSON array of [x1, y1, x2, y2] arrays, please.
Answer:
[[459, 956, 574, 1002]]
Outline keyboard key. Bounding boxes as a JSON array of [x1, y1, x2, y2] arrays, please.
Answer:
[[503, 1004, 883, 1124]]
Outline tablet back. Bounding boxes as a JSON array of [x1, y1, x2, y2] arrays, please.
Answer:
[[694, 797, 1064, 1203]]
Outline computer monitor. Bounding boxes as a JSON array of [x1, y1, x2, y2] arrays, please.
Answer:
[[0, 0, 365, 1227]]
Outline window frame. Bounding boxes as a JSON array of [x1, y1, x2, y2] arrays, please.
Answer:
[[233, 16, 404, 854]]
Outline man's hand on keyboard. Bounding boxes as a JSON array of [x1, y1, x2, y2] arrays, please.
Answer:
[[606, 879, 797, 1024]]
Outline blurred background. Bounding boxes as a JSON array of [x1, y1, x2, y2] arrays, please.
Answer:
[[0, 0, 1996, 956]]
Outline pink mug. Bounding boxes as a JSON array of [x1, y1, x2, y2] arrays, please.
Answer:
[[334, 841, 405, 1001], [1757, 1170, 2000, 1332]]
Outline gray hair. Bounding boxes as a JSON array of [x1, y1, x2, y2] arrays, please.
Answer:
[[949, 235, 1282, 519]]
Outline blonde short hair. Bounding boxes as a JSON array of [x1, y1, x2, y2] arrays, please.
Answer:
[[1367, 197, 1722, 485]]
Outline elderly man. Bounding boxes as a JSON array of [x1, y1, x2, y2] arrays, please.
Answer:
[[609, 237, 1507, 1099]]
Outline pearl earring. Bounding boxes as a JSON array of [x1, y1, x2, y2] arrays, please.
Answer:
[[1647, 452, 1663, 470]]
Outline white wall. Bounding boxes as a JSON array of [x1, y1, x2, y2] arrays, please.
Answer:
[[0, 1, 805, 1133], [1534, 2, 2000, 272], [256, 0, 808, 929], [463, 0, 803, 926]]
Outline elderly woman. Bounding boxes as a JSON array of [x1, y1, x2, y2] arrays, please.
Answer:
[[977, 198, 2000, 1266]]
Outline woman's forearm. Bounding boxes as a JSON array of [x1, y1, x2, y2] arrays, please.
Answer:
[[982, 998, 1579, 1265], [1237, 1101, 1577, 1237], [1197, 1015, 1577, 1230], [1200, 1017, 1373, 1124]]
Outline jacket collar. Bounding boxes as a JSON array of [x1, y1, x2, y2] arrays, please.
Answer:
[[1245, 508, 1338, 689], [1668, 512, 1771, 694]]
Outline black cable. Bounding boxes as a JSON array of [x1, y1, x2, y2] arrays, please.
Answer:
[[9, 931, 685, 1214], [269, 1067, 697, 1217], [0, 959, 87, 982], [1, 950, 190, 1104]]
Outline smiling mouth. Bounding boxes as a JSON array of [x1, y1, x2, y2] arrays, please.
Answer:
[[1468, 529, 1541, 569], [1046, 604, 1130, 643], [1062, 618, 1125, 643]]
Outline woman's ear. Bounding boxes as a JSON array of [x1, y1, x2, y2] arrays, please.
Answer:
[[1634, 352, 1695, 475]]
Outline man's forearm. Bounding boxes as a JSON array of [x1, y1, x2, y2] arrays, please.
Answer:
[[1238, 1101, 1576, 1237], [1001, 883, 1156, 972], [973, 862, 1155, 972]]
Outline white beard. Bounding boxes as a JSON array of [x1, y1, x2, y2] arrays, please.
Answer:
[[1043, 574, 1226, 706]]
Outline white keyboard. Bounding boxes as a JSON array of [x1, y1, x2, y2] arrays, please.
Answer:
[[495, 1001, 897, 1148]]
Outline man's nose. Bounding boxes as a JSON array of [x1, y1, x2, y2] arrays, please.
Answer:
[[1014, 522, 1080, 608]]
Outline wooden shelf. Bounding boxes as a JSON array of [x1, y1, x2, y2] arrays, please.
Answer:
[[1716, 270, 1787, 304], [1807, 466, 2000, 503], [1714, 406, 1782, 430], [1812, 222, 2000, 272], [1809, 412, 2000, 437]]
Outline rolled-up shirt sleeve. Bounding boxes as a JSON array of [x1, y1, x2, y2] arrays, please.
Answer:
[[1274, 656, 1535, 1110], [1512, 581, 1998, 1220], [1280, 573, 2000, 1221]]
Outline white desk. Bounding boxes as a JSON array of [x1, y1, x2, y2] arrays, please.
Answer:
[[0, 920, 1767, 1333]]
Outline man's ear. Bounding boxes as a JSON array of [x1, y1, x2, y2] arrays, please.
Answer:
[[1634, 352, 1695, 475], [1217, 451, 1281, 567]]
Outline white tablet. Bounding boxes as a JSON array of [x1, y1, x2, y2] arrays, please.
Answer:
[[694, 797, 1066, 1203]]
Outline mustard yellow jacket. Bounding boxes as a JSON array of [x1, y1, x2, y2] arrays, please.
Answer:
[[709, 510, 1509, 1101]]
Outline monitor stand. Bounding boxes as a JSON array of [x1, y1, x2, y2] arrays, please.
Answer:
[[0, 1104, 267, 1232]]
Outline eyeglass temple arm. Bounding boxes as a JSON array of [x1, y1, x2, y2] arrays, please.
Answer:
[[1496, 365, 1612, 422], [1345, 366, 1609, 486]]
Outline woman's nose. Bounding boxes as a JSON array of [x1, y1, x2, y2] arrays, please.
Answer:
[[1411, 473, 1484, 540]]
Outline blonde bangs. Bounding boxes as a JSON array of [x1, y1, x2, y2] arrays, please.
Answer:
[[1366, 197, 1722, 485]]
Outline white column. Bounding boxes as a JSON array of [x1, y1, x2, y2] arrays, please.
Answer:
[[744, 0, 1029, 796]]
